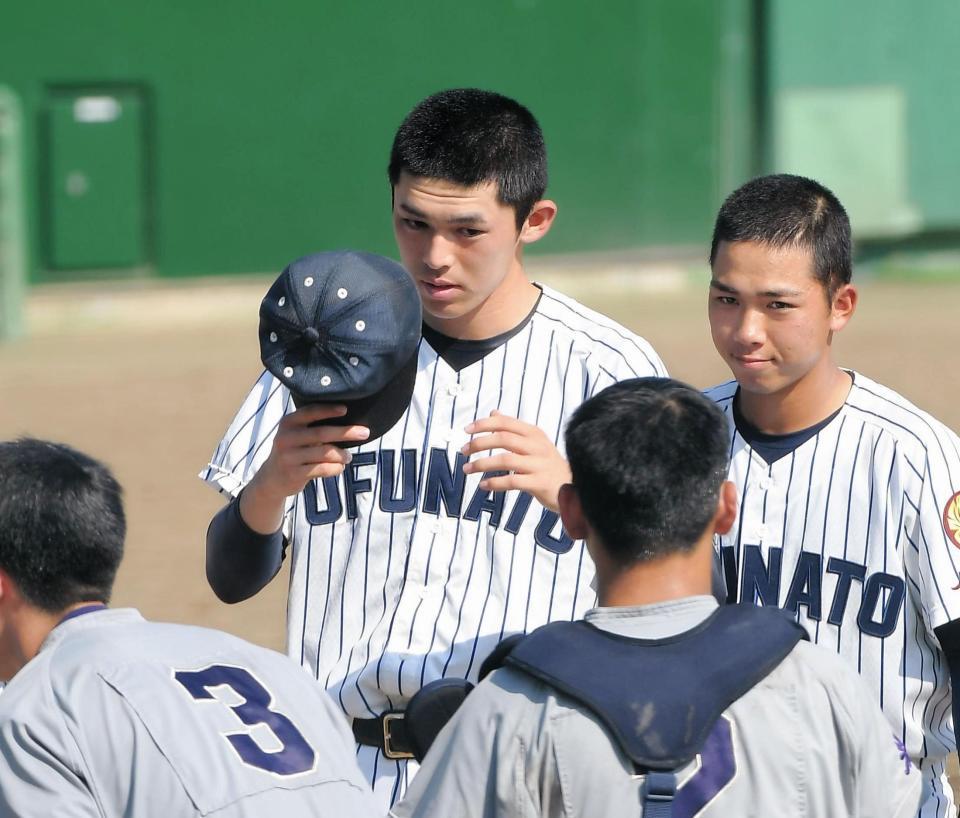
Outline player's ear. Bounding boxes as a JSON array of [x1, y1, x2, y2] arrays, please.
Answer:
[[518, 200, 557, 246], [558, 483, 588, 540], [829, 283, 857, 331], [714, 481, 738, 536]]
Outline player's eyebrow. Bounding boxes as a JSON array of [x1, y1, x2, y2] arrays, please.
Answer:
[[709, 279, 737, 293], [397, 202, 428, 219], [446, 213, 487, 226], [397, 202, 488, 226], [756, 286, 804, 298], [709, 279, 803, 298]]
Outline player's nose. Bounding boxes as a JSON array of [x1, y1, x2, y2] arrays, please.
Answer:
[[423, 234, 454, 271], [732, 308, 765, 346]]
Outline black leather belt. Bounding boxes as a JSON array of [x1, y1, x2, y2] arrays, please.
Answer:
[[353, 712, 414, 760]]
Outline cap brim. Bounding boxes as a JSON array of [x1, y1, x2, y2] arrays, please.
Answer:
[[294, 347, 419, 447]]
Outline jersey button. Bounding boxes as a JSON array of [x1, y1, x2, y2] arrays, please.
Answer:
[[447, 383, 462, 397]]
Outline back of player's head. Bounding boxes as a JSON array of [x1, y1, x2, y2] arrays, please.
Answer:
[[388, 88, 548, 228], [564, 378, 729, 564], [709, 173, 852, 299], [0, 438, 124, 612]]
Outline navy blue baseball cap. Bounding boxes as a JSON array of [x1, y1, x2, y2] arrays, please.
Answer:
[[259, 251, 422, 444]]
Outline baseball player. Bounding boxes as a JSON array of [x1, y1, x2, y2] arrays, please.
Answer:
[[202, 88, 667, 805], [390, 377, 920, 818], [0, 438, 378, 818], [706, 173, 960, 817]]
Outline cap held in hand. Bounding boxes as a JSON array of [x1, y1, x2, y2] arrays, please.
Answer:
[[259, 250, 422, 444]]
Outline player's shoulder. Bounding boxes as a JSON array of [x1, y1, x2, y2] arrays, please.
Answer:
[[0, 644, 55, 719], [200, 367, 294, 494], [703, 379, 738, 406], [845, 370, 960, 454], [532, 284, 649, 348], [42, 609, 308, 687], [466, 666, 547, 712], [758, 639, 871, 720], [532, 284, 666, 376], [40, 608, 147, 675], [0, 614, 157, 719], [227, 368, 290, 418], [457, 665, 574, 731], [774, 638, 862, 683], [703, 381, 738, 412]]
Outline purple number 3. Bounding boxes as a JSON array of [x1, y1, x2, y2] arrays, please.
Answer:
[[175, 664, 316, 776], [672, 716, 737, 817]]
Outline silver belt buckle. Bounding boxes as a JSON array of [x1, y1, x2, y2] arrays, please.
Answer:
[[382, 712, 414, 760]]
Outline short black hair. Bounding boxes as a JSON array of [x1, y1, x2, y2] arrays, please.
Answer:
[[564, 378, 729, 564], [388, 88, 548, 228], [0, 438, 124, 612], [709, 174, 852, 299]]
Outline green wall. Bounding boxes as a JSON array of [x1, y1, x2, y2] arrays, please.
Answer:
[[0, 1, 749, 282], [765, 0, 960, 238]]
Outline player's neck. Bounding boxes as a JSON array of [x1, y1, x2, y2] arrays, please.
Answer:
[[423, 266, 538, 341], [738, 364, 852, 435], [594, 540, 713, 608], [0, 604, 62, 681]]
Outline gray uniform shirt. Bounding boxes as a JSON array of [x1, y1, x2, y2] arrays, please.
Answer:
[[0, 608, 379, 817], [391, 596, 921, 818]]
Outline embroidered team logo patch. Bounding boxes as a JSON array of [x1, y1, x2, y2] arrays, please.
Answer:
[[943, 491, 960, 589]]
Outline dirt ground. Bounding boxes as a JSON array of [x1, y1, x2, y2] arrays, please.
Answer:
[[1, 265, 959, 783], [2, 267, 958, 647]]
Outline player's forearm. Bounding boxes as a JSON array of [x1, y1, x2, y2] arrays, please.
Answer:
[[237, 469, 290, 534], [205, 495, 284, 603]]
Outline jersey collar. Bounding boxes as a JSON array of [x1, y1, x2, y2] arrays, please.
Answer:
[[57, 603, 108, 627]]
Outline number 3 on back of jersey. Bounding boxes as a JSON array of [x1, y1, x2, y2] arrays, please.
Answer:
[[173, 664, 316, 776]]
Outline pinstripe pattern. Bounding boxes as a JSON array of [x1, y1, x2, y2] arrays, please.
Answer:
[[201, 285, 665, 805], [709, 372, 960, 818]]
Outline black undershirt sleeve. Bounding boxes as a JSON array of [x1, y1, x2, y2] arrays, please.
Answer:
[[934, 619, 960, 753], [205, 494, 285, 604]]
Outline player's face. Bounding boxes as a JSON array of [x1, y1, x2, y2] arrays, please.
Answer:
[[392, 173, 550, 340], [708, 240, 854, 399]]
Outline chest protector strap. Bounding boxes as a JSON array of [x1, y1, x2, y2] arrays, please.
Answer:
[[501, 604, 807, 815]]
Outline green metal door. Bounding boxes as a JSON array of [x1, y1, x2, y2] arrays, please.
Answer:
[[46, 90, 147, 271]]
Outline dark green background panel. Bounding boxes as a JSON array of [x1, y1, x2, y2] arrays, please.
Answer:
[[765, 0, 960, 237], [0, 0, 742, 282]]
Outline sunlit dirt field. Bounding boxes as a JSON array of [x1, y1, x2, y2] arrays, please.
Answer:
[[2, 263, 958, 786]]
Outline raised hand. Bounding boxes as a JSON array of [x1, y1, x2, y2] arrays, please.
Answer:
[[460, 410, 571, 512], [240, 404, 370, 533]]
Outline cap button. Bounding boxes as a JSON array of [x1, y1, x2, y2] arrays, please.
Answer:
[[302, 326, 321, 344]]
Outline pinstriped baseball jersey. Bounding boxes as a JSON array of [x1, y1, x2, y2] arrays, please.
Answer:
[[708, 371, 960, 818], [202, 284, 666, 803]]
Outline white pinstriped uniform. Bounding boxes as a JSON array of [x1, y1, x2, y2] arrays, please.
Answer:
[[202, 285, 666, 805], [708, 372, 960, 818]]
